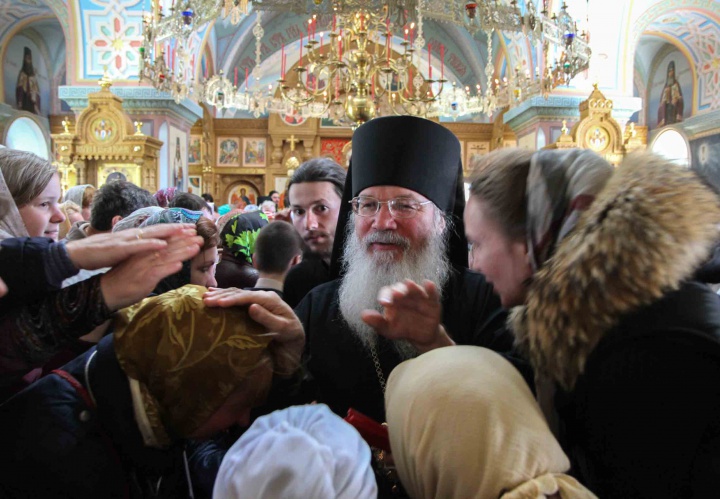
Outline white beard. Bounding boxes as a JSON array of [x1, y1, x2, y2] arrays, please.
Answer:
[[338, 214, 451, 360]]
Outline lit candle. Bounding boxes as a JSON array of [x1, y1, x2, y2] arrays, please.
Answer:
[[428, 43, 432, 79], [235, 67, 238, 86], [320, 33, 323, 51], [245, 67, 249, 90], [300, 34, 303, 66], [283, 54, 287, 79], [281, 44, 285, 78], [333, 15, 336, 32]]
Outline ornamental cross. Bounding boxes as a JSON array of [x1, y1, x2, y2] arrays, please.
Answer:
[[287, 134, 300, 151]]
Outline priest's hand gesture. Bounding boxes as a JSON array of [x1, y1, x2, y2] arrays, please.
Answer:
[[203, 288, 305, 376], [361, 279, 455, 354]]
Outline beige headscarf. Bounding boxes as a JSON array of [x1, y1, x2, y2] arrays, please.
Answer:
[[0, 167, 28, 240], [385, 346, 597, 499], [114, 285, 273, 442]]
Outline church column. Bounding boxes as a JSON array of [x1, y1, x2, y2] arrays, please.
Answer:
[[270, 136, 284, 169], [302, 138, 314, 161]]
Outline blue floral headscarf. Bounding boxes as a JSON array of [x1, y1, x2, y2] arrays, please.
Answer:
[[139, 208, 204, 294]]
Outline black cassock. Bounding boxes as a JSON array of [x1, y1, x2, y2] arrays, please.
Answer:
[[294, 267, 514, 423]]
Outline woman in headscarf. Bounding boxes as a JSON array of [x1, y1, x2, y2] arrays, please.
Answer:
[[0, 148, 65, 241], [139, 207, 220, 293], [64, 184, 95, 220], [215, 211, 269, 289], [214, 404, 377, 499], [0, 284, 303, 498], [0, 157, 204, 397], [465, 148, 720, 497], [385, 346, 597, 499]]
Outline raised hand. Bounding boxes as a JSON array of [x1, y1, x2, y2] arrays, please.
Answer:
[[65, 224, 198, 270], [361, 279, 454, 354], [99, 233, 203, 311]]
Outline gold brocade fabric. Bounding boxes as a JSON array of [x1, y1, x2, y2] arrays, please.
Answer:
[[114, 285, 272, 438]]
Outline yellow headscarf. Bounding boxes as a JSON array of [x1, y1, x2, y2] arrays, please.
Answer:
[[114, 285, 272, 440], [385, 346, 597, 499]]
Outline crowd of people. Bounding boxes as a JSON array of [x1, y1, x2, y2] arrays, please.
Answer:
[[1, 115, 719, 498]]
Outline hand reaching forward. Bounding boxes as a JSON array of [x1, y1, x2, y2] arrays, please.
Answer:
[[99, 232, 203, 311], [203, 288, 305, 376], [65, 224, 198, 270], [361, 279, 454, 354]]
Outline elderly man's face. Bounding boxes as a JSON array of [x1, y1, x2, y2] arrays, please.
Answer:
[[354, 185, 437, 262]]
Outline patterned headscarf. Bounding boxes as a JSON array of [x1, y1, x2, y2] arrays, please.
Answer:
[[214, 404, 377, 499], [139, 208, 204, 293], [0, 167, 28, 240], [219, 211, 269, 263], [153, 187, 178, 208], [385, 346, 597, 499], [526, 149, 613, 271], [111, 206, 165, 233], [114, 285, 272, 441]]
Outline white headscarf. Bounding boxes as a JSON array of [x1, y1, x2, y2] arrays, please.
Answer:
[[0, 168, 28, 240], [385, 346, 598, 499], [213, 404, 377, 499], [64, 184, 93, 208]]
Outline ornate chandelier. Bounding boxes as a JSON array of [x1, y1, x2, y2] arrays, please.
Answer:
[[139, 0, 591, 125]]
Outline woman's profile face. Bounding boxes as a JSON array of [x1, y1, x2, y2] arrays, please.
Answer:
[[464, 195, 532, 308], [18, 174, 65, 240]]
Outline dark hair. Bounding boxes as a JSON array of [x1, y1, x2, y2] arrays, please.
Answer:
[[287, 157, 346, 202], [169, 192, 211, 213], [201, 192, 214, 203], [90, 181, 157, 231], [469, 148, 533, 242], [254, 221, 303, 274], [196, 216, 220, 250], [268, 190, 279, 196]]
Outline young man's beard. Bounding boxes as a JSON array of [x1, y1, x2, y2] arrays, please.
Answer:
[[338, 213, 451, 360]]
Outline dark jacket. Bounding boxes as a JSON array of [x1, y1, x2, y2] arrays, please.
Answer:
[[0, 237, 78, 315], [557, 281, 720, 497], [0, 335, 192, 498], [283, 253, 331, 308]]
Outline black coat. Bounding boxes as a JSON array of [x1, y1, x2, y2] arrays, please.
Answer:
[[295, 268, 513, 422], [283, 253, 331, 308], [0, 335, 192, 498], [557, 281, 720, 498]]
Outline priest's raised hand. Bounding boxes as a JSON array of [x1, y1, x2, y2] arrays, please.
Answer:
[[361, 279, 455, 354]]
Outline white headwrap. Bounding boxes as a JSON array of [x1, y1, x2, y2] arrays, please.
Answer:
[[64, 184, 93, 208], [213, 404, 377, 499], [385, 346, 598, 499]]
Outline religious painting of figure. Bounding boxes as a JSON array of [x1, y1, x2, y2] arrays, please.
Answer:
[[188, 135, 201, 165], [227, 182, 258, 207], [657, 61, 684, 127], [242, 137, 266, 167], [188, 175, 202, 195], [168, 125, 187, 191], [16, 47, 40, 115], [217, 137, 240, 166]]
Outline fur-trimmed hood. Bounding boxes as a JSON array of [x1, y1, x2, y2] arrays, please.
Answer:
[[510, 152, 720, 390]]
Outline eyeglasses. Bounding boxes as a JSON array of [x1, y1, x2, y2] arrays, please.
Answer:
[[350, 196, 433, 219]]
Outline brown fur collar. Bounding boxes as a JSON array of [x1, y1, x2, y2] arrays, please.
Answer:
[[510, 152, 720, 390]]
